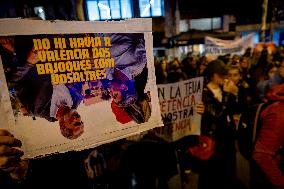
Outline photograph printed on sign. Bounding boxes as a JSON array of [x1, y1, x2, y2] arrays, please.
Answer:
[[0, 32, 156, 157]]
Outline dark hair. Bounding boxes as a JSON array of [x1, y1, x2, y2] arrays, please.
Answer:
[[240, 56, 250, 63], [203, 60, 228, 81], [228, 65, 242, 75], [264, 63, 278, 77]]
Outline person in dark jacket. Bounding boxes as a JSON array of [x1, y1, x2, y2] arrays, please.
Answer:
[[197, 60, 238, 189], [181, 55, 198, 79], [227, 65, 253, 113]]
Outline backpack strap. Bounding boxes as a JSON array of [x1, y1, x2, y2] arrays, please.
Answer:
[[252, 101, 277, 144], [252, 103, 265, 144]]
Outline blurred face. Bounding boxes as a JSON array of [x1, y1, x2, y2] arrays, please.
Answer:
[[190, 59, 197, 67], [228, 68, 241, 85], [90, 82, 103, 97], [63, 109, 84, 137], [109, 82, 125, 103], [172, 60, 179, 67], [268, 66, 278, 79], [83, 81, 104, 106], [199, 64, 207, 75], [240, 57, 249, 69], [212, 73, 226, 86], [232, 55, 239, 63], [83, 81, 103, 98]]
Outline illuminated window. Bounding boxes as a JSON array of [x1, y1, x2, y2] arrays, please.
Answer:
[[139, 0, 164, 17], [86, 0, 133, 20], [189, 17, 222, 31], [212, 17, 221, 29]]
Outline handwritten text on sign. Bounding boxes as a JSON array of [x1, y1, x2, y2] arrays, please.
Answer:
[[157, 77, 203, 139]]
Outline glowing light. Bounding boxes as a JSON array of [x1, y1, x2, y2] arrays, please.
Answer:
[[141, 0, 154, 17], [98, 2, 111, 19]]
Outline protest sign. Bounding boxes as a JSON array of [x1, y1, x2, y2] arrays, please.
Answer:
[[205, 34, 254, 56], [0, 18, 163, 158], [155, 77, 203, 142]]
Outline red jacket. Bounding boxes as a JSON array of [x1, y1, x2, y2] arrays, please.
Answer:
[[111, 101, 133, 124], [253, 84, 284, 188]]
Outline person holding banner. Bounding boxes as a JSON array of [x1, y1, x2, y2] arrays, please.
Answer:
[[0, 129, 29, 187], [0, 128, 179, 189], [192, 60, 238, 189]]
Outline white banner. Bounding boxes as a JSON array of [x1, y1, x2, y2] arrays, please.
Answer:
[[156, 77, 204, 142], [205, 34, 254, 56]]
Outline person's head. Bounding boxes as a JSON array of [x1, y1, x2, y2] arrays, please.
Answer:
[[162, 56, 168, 64], [169, 60, 182, 73], [244, 47, 252, 57], [265, 63, 278, 79], [172, 59, 180, 66], [200, 56, 208, 64], [109, 79, 136, 104], [204, 60, 228, 85], [228, 66, 242, 85], [57, 106, 84, 139], [108, 69, 137, 104], [198, 62, 208, 75], [240, 56, 250, 69], [108, 80, 128, 103], [83, 80, 111, 106], [232, 54, 240, 64], [258, 61, 284, 101], [189, 56, 197, 67]]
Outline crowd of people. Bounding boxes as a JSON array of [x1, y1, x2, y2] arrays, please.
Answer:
[[154, 46, 284, 189], [1, 45, 284, 189]]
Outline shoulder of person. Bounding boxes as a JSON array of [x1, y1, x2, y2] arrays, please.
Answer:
[[262, 101, 284, 115]]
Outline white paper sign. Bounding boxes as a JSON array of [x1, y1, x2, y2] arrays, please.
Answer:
[[0, 18, 163, 158], [156, 77, 203, 141]]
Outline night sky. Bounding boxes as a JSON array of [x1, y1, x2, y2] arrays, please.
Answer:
[[178, 0, 284, 24]]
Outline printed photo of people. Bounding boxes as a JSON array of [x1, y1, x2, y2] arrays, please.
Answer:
[[0, 33, 152, 142]]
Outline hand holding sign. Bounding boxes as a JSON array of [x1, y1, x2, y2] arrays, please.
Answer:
[[0, 129, 28, 180], [196, 102, 205, 114]]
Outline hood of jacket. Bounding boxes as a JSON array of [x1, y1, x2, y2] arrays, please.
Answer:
[[266, 83, 284, 101]]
